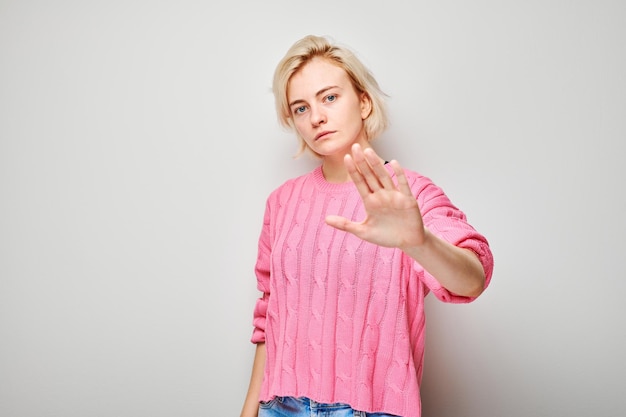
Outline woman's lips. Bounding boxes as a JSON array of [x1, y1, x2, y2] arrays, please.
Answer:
[[315, 130, 335, 141]]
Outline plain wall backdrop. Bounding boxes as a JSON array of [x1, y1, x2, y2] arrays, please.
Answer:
[[1, 1, 625, 416]]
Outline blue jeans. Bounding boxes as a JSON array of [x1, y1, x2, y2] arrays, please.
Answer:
[[258, 396, 399, 417]]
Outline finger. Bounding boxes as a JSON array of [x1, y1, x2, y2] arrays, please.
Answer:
[[389, 160, 413, 197], [363, 147, 395, 189], [344, 153, 371, 200], [351, 144, 382, 192]]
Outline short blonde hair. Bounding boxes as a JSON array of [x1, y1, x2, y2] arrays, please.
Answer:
[[272, 35, 389, 157]]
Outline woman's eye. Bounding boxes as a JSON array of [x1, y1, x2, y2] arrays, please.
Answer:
[[326, 94, 336, 102], [294, 106, 307, 114]]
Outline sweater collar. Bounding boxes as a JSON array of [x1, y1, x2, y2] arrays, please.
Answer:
[[311, 165, 358, 193]]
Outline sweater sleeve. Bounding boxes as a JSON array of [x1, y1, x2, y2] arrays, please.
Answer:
[[251, 199, 272, 344], [412, 176, 494, 304]]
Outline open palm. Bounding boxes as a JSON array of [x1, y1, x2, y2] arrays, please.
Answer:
[[325, 144, 426, 250]]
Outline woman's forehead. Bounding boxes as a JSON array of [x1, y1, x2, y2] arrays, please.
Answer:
[[288, 58, 350, 98]]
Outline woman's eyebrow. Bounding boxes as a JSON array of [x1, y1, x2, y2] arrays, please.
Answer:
[[288, 85, 340, 108]]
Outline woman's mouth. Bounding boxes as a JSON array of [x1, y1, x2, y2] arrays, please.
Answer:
[[315, 131, 335, 141]]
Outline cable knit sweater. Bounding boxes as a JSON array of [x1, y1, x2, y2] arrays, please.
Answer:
[[251, 164, 493, 417]]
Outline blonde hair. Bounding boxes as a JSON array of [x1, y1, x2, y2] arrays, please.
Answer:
[[272, 35, 389, 157]]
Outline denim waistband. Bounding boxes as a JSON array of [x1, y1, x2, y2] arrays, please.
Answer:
[[295, 396, 351, 410]]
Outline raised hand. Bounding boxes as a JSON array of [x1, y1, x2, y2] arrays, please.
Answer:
[[325, 143, 426, 250]]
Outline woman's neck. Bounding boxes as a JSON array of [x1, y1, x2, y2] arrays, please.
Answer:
[[321, 157, 351, 183], [320, 141, 378, 183]]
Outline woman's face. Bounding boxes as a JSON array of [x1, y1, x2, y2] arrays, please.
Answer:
[[287, 58, 372, 158]]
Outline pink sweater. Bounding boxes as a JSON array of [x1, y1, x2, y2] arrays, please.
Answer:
[[251, 165, 493, 417]]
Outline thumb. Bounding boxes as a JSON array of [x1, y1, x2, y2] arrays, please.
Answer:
[[325, 215, 356, 233]]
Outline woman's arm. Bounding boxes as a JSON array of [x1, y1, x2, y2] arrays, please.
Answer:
[[239, 343, 266, 417], [325, 144, 486, 298], [401, 229, 485, 297]]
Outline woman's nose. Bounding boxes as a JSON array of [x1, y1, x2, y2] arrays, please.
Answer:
[[310, 106, 326, 126]]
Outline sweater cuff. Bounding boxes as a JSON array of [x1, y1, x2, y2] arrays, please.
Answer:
[[250, 293, 269, 343]]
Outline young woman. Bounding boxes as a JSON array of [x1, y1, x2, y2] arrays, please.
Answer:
[[240, 35, 494, 417]]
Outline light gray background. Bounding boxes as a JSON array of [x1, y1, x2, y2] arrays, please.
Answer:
[[1, 1, 624, 416]]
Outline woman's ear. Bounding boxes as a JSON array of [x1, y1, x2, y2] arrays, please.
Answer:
[[360, 92, 373, 120]]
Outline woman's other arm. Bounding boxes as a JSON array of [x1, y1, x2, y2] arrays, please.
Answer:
[[239, 342, 266, 417]]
